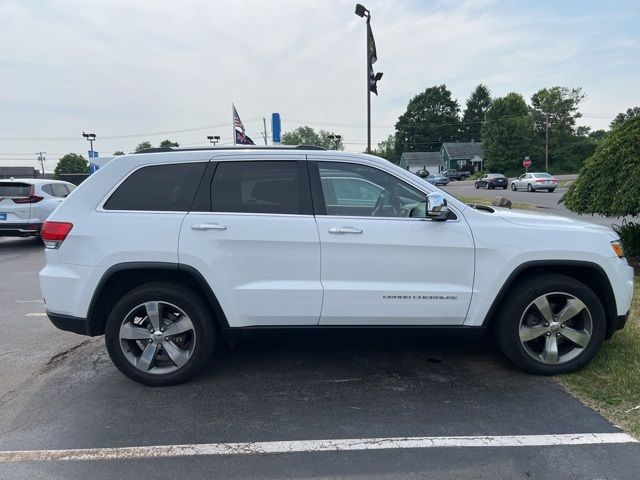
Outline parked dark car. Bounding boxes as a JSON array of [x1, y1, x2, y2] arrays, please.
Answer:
[[475, 173, 508, 190], [443, 169, 470, 181], [425, 174, 450, 186]]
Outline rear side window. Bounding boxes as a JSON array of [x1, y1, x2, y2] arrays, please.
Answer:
[[210, 161, 301, 214], [65, 184, 76, 194], [0, 183, 31, 197], [104, 163, 207, 211], [42, 185, 54, 195], [51, 183, 69, 198]]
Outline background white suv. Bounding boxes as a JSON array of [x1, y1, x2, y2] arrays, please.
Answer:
[[39, 147, 634, 385], [0, 178, 76, 238]]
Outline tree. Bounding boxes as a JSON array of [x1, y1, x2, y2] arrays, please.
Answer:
[[135, 141, 153, 152], [530, 86, 585, 136], [370, 135, 399, 164], [610, 106, 640, 128], [461, 84, 492, 142], [54, 153, 88, 177], [480, 93, 536, 175], [530, 86, 591, 173], [159, 139, 179, 148], [113, 151, 125, 156], [281, 126, 344, 150], [394, 84, 460, 154], [561, 117, 640, 217], [588, 130, 607, 141]]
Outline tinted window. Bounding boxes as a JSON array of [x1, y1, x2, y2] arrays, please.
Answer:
[[318, 162, 426, 217], [41, 184, 54, 195], [533, 173, 552, 178], [51, 183, 69, 198], [0, 183, 31, 197], [104, 162, 206, 211], [210, 161, 301, 214], [65, 183, 76, 194]]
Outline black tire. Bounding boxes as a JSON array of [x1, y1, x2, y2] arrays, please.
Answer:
[[511, 183, 517, 191], [494, 274, 606, 375], [548, 188, 556, 192], [475, 183, 479, 189], [527, 184, 533, 192], [105, 282, 216, 386], [503, 186, 508, 190]]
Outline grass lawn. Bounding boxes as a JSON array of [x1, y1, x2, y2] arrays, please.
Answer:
[[455, 194, 537, 211], [560, 278, 640, 437]]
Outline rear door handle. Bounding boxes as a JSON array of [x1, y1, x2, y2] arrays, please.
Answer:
[[191, 223, 227, 231], [328, 226, 363, 234]]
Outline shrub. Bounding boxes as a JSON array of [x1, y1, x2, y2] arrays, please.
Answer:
[[614, 221, 640, 258]]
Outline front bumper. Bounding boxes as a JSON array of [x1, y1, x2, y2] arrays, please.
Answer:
[[0, 222, 42, 237]]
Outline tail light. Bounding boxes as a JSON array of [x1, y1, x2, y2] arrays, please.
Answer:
[[41, 221, 73, 249], [12, 185, 43, 204], [535, 179, 545, 183]]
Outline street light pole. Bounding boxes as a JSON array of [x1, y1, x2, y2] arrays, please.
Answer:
[[544, 113, 550, 173], [355, 4, 372, 153], [82, 132, 97, 158], [207, 135, 220, 146], [328, 134, 342, 150], [36, 152, 46, 178]]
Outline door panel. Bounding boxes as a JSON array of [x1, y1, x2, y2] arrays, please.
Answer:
[[179, 157, 322, 327], [313, 160, 474, 326]]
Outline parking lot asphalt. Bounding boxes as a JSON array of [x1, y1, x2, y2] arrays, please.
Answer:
[[2, 231, 640, 478]]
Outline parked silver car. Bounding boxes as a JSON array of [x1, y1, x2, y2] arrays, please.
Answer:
[[0, 179, 76, 238], [511, 173, 558, 192]]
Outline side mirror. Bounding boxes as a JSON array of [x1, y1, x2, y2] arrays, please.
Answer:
[[427, 192, 450, 221]]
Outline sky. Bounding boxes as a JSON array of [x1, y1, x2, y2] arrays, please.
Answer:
[[0, 0, 638, 171]]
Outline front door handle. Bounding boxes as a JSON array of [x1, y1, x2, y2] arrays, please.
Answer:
[[191, 223, 227, 231], [328, 226, 363, 234]]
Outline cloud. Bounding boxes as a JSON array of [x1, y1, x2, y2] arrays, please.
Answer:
[[0, 0, 638, 169]]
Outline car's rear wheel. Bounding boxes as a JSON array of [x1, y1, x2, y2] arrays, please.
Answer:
[[494, 274, 605, 375], [105, 282, 216, 386], [475, 183, 479, 189], [527, 184, 533, 192], [548, 188, 556, 192]]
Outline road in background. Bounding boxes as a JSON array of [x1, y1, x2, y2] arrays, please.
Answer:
[[442, 176, 625, 228]]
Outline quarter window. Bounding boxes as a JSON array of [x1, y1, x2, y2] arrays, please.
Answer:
[[51, 183, 69, 198], [210, 161, 301, 214], [104, 163, 207, 211], [317, 162, 427, 217]]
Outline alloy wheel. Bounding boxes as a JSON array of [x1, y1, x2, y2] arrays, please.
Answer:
[[119, 301, 196, 374], [518, 292, 593, 365]]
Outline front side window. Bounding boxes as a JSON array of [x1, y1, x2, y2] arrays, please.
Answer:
[[104, 162, 207, 211], [318, 162, 427, 218], [210, 161, 301, 214]]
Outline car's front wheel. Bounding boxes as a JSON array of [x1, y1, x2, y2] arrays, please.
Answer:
[[105, 282, 216, 386], [494, 274, 605, 375], [475, 183, 479, 189], [511, 183, 517, 191]]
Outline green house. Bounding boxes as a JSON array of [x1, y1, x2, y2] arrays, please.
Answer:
[[440, 142, 484, 171]]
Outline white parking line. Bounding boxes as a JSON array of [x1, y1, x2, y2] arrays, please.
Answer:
[[0, 433, 635, 463], [25, 312, 47, 317]]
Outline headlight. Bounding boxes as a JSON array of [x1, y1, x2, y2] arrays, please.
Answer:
[[611, 240, 625, 258]]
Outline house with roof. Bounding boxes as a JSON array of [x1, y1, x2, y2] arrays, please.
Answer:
[[398, 151, 443, 175], [440, 141, 484, 172]]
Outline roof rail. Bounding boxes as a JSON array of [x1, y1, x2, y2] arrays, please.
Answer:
[[133, 145, 327, 154]]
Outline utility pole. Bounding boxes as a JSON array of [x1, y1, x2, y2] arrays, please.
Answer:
[[262, 117, 268, 145], [36, 152, 46, 178], [544, 113, 550, 173]]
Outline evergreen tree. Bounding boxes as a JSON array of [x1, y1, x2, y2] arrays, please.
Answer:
[[462, 84, 492, 142]]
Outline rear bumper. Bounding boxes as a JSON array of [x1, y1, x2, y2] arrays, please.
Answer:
[[47, 311, 96, 336], [531, 184, 558, 190], [0, 222, 42, 237]]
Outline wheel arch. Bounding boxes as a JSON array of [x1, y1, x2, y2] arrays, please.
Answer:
[[87, 262, 229, 336], [482, 260, 618, 339]]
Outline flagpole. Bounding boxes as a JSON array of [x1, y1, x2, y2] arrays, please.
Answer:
[[366, 15, 371, 153], [232, 103, 236, 145]]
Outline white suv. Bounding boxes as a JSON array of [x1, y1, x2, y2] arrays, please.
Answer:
[[39, 147, 634, 385], [0, 179, 76, 238]]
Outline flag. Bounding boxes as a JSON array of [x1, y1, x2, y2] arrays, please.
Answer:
[[367, 22, 377, 66], [235, 129, 255, 145], [367, 22, 380, 95], [233, 104, 245, 134]]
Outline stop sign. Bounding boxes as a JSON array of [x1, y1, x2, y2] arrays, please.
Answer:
[[523, 158, 532, 168]]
